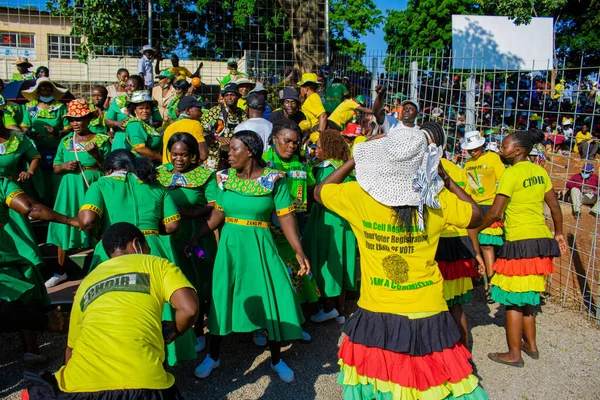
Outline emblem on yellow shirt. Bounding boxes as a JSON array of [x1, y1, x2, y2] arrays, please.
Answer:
[[382, 254, 409, 284]]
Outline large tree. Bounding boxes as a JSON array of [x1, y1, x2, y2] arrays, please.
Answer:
[[47, 0, 381, 74]]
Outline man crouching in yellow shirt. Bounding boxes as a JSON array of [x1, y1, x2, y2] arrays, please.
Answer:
[[27, 222, 198, 400]]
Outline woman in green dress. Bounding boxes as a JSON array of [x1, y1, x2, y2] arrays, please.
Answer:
[[303, 129, 357, 324], [192, 130, 309, 383], [158, 132, 217, 353], [166, 79, 191, 125], [0, 176, 78, 361], [78, 149, 197, 367], [111, 91, 162, 163], [20, 77, 71, 205], [104, 75, 162, 135], [0, 113, 45, 268], [45, 100, 111, 287], [88, 85, 108, 135], [263, 119, 320, 304]]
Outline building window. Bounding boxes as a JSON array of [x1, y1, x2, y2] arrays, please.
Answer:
[[0, 32, 35, 48], [48, 35, 81, 60]]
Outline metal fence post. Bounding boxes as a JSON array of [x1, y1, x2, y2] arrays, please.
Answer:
[[465, 74, 476, 132], [410, 60, 418, 102]]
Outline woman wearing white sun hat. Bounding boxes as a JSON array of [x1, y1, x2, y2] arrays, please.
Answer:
[[313, 123, 488, 400], [462, 129, 506, 303]]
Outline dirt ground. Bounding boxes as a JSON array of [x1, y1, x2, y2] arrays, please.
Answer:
[[2, 287, 600, 400]]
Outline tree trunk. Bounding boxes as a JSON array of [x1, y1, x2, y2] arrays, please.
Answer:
[[278, 0, 327, 75]]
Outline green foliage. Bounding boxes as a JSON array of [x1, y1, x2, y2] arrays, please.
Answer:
[[46, 0, 382, 71], [384, 0, 482, 54], [330, 0, 383, 71], [383, 0, 482, 72]]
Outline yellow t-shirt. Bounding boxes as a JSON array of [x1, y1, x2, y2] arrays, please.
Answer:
[[55, 254, 194, 392], [464, 151, 505, 205], [167, 66, 193, 81], [162, 117, 205, 164], [440, 158, 469, 237], [574, 130, 591, 154], [321, 182, 472, 314], [496, 161, 554, 242], [328, 99, 360, 128], [301, 92, 326, 129]]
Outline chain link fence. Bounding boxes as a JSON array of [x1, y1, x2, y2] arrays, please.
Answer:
[[2, 2, 599, 321]]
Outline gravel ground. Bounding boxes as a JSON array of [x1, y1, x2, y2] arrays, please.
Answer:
[[2, 286, 600, 399]]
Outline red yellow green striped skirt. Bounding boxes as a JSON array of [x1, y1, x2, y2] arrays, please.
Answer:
[[435, 236, 479, 306], [478, 205, 504, 246], [490, 238, 560, 306], [338, 308, 488, 399]]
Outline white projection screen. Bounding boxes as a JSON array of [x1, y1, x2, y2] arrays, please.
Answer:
[[452, 15, 554, 71]]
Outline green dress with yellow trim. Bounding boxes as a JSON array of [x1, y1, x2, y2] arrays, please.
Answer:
[[302, 159, 358, 298], [208, 168, 305, 341], [80, 170, 197, 366], [157, 163, 217, 305], [21, 100, 70, 205], [46, 133, 111, 251], [111, 118, 162, 157], [0, 132, 45, 267], [263, 148, 320, 304], [0, 177, 49, 306], [88, 105, 108, 135]]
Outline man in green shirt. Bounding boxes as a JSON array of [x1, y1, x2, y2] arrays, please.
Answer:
[[323, 78, 349, 114]]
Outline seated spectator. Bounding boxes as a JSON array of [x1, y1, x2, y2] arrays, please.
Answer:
[[576, 124, 599, 160], [565, 163, 599, 218], [28, 222, 198, 400]]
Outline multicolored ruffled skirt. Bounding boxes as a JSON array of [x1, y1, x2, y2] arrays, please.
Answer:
[[436, 236, 479, 307], [338, 308, 489, 400], [478, 206, 504, 246], [490, 238, 560, 306]]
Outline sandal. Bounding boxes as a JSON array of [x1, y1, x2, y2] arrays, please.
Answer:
[[485, 286, 495, 304], [521, 342, 540, 360], [487, 352, 524, 368]]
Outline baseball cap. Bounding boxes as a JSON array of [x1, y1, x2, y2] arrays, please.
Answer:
[[582, 163, 595, 173], [246, 93, 266, 110], [157, 70, 175, 80], [178, 96, 207, 111], [401, 99, 420, 112]]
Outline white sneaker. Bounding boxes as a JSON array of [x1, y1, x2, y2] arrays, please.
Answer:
[[194, 354, 220, 378], [335, 315, 346, 324], [45, 273, 67, 288], [271, 360, 295, 383], [310, 308, 339, 323], [195, 336, 206, 353], [253, 329, 267, 347]]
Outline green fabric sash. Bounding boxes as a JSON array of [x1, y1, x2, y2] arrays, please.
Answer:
[[263, 147, 307, 212]]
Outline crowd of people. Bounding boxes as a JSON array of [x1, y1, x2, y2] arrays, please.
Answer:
[[0, 49, 584, 399]]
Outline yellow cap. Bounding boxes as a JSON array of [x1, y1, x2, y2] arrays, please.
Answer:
[[299, 120, 312, 132], [309, 131, 320, 143]]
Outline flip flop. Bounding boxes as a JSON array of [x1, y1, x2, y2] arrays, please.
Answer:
[[520, 342, 540, 360], [487, 352, 524, 368]]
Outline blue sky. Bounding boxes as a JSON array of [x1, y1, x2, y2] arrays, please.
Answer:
[[363, 0, 408, 54]]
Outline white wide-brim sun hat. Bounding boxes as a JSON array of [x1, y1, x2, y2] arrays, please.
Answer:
[[22, 77, 68, 103], [461, 130, 486, 150], [353, 128, 428, 207]]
